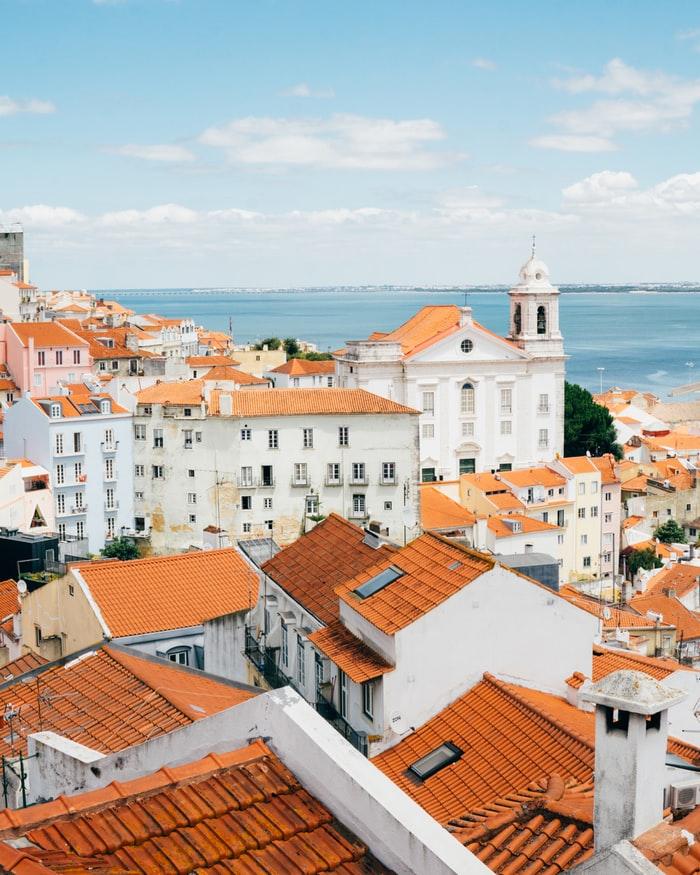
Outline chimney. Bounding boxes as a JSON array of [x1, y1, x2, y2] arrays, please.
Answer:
[[459, 306, 472, 327], [474, 516, 488, 551], [581, 670, 685, 853], [524, 542, 533, 554]]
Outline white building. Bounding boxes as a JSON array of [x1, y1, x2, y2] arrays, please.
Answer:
[[132, 384, 420, 551], [0, 459, 55, 535], [265, 358, 336, 388], [4, 391, 134, 555], [335, 250, 566, 480]]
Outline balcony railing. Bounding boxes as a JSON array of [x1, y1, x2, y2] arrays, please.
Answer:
[[101, 441, 119, 453], [244, 628, 292, 690], [347, 506, 369, 520], [315, 697, 368, 756], [105, 501, 119, 511], [237, 476, 276, 489]]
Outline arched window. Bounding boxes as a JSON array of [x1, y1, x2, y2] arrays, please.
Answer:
[[513, 304, 521, 335], [460, 382, 475, 415], [537, 305, 547, 335]]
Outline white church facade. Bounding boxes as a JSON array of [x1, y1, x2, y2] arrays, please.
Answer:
[[335, 250, 567, 480]]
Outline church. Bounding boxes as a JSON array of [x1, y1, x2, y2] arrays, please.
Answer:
[[335, 249, 567, 480]]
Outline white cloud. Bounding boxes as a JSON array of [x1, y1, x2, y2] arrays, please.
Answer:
[[113, 144, 195, 162], [562, 170, 700, 217], [0, 205, 85, 227], [100, 204, 200, 226], [562, 170, 638, 204], [199, 113, 459, 170], [279, 83, 335, 98], [677, 28, 700, 51], [0, 96, 55, 116], [530, 134, 617, 152], [536, 59, 700, 148], [471, 58, 496, 71]]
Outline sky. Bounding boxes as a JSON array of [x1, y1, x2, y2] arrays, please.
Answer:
[[3, 0, 700, 288]]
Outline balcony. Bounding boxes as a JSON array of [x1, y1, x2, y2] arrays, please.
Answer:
[[347, 506, 369, 520], [101, 441, 119, 453], [57, 504, 87, 517], [237, 475, 275, 489], [244, 628, 293, 690], [315, 697, 368, 756], [105, 501, 119, 511]]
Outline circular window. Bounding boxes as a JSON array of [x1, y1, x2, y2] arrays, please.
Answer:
[[460, 338, 474, 354], [535, 272, 542, 280]]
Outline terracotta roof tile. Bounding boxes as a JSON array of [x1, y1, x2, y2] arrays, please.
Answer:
[[31, 393, 129, 418], [203, 365, 269, 384], [187, 355, 241, 367], [487, 513, 559, 538], [76, 548, 258, 637], [0, 651, 47, 680], [622, 474, 648, 492], [558, 456, 598, 475], [645, 564, 700, 600], [136, 379, 205, 406], [0, 741, 392, 874], [0, 579, 19, 621], [631, 593, 700, 640], [10, 322, 87, 349], [0, 645, 255, 759], [591, 643, 686, 682], [309, 620, 394, 683], [501, 468, 567, 489], [559, 586, 671, 629], [270, 358, 336, 375], [230, 387, 418, 417], [419, 486, 476, 531], [261, 514, 396, 624], [336, 533, 494, 636]]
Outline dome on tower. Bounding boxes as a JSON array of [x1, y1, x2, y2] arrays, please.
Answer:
[[518, 253, 551, 286]]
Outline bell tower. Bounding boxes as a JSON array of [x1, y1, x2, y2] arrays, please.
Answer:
[[507, 239, 564, 358]]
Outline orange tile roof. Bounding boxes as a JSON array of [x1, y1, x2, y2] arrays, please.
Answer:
[[261, 514, 396, 625], [644, 564, 700, 600], [309, 619, 394, 683], [136, 379, 205, 406], [419, 486, 476, 531], [487, 513, 558, 538], [0, 579, 19, 621], [230, 388, 418, 417], [591, 643, 685, 682], [622, 474, 648, 492], [446, 774, 595, 873], [501, 467, 567, 489], [0, 651, 47, 680], [31, 393, 129, 418], [0, 378, 17, 391], [203, 365, 269, 384], [336, 533, 494, 635], [10, 321, 87, 348], [461, 472, 509, 492], [487, 491, 526, 510], [634, 807, 700, 874], [76, 548, 258, 637], [0, 741, 391, 875], [558, 456, 598, 475], [631, 593, 700, 640], [187, 354, 241, 367], [648, 431, 700, 453], [0, 645, 255, 759], [558, 586, 671, 629], [270, 357, 336, 375], [623, 515, 645, 530]]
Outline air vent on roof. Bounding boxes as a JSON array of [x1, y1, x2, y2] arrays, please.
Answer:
[[408, 742, 463, 780], [355, 566, 404, 599]]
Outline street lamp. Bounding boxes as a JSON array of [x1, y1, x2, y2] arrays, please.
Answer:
[[596, 367, 605, 395]]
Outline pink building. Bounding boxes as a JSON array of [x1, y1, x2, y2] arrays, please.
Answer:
[[5, 322, 92, 396]]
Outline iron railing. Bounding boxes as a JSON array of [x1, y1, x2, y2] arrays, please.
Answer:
[[244, 628, 291, 690], [315, 698, 368, 756]]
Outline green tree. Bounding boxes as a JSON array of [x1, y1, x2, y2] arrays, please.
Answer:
[[653, 519, 686, 544], [564, 382, 622, 459], [627, 547, 662, 577], [283, 337, 300, 356], [101, 537, 139, 561], [254, 337, 281, 350]]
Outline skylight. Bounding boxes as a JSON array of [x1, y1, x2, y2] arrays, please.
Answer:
[[447, 560, 462, 571], [355, 566, 404, 599], [409, 742, 463, 780]]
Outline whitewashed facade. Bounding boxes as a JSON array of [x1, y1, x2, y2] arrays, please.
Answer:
[[336, 252, 566, 480]]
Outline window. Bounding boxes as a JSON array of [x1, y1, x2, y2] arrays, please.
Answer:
[[462, 421, 474, 438], [538, 429, 549, 449], [460, 383, 475, 415], [240, 466, 253, 487], [603, 551, 612, 563], [50, 403, 61, 418], [352, 494, 366, 516], [281, 624, 289, 666], [106, 516, 115, 537], [537, 305, 547, 335], [135, 491, 144, 500], [263, 497, 272, 509], [500, 387, 512, 415], [422, 391, 435, 415], [303, 428, 314, 448], [327, 462, 341, 484], [339, 670, 348, 718], [55, 350, 63, 365], [382, 462, 396, 483], [241, 428, 251, 441], [242, 522, 252, 533], [306, 495, 319, 515], [110, 360, 118, 371], [356, 566, 404, 599], [100, 399, 111, 414], [188, 469, 195, 478], [327, 376, 334, 387], [134, 424, 146, 441], [265, 519, 274, 530], [338, 426, 349, 447], [667, 508, 672, 516], [513, 303, 522, 335], [73, 349, 80, 364], [409, 742, 463, 780], [57, 493, 65, 514], [557, 509, 565, 527], [167, 647, 190, 666], [261, 465, 274, 486], [498, 462, 512, 471], [578, 482, 586, 495], [35, 625, 42, 647], [422, 423, 435, 438], [687, 503, 692, 512], [604, 491, 612, 501], [37, 350, 45, 366], [293, 462, 308, 485], [135, 464, 144, 477], [296, 637, 306, 685], [76, 520, 84, 539], [183, 408, 192, 417], [152, 465, 164, 479], [143, 406, 152, 416], [459, 458, 476, 474], [104, 428, 114, 448], [73, 432, 82, 453], [583, 556, 591, 568], [187, 492, 197, 504], [183, 429, 193, 448], [500, 420, 512, 435], [538, 393, 549, 414], [362, 682, 374, 720], [189, 514, 196, 523], [268, 429, 279, 449], [105, 458, 114, 480], [74, 462, 82, 481], [557, 533, 564, 545], [240, 495, 252, 511], [591, 481, 598, 494], [57, 524, 65, 539], [590, 506, 598, 517], [195, 431, 202, 443], [55, 464, 64, 485], [422, 467, 436, 482], [604, 512, 612, 523], [542, 511, 549, 523], [153, 428, 164, 448], [460, 338, 474, 354], [580, 534, 588, 545], [351, 462, 366, 483], [384, 501, 393, 510], [74, 492, 85, 509], [577, 507, 586, 519]]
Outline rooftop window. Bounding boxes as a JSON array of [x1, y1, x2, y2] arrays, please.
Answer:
[[447, 560, 462, 571], [409, 742, 463, 780], [355, 566, 404, 599]]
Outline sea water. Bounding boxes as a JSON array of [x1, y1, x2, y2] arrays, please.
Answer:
[[103, 285, 700, 396]]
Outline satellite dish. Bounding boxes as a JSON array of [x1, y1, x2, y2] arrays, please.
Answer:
[[16, 580, 27, 596], [390, 710, 408, 735], [402, 507, 419, 528], [602, 606, 612, 620]]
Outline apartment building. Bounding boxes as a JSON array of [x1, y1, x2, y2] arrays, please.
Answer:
[[0, 459, 54, 535], [132, 383, 420, 551], [265, 358, 336, 387], [4, 322, 91, 397], [4, 390, 134, 554]]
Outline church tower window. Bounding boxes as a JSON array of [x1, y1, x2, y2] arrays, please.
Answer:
[[537, 305, 547, 335], [513, 304, 521, 335], [460, 382, 475, 415]]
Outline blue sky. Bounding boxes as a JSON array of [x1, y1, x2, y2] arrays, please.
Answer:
[[3, 0, 700, 287]]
